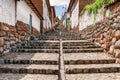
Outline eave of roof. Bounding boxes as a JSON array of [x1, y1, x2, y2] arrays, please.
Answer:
[[24, 0, 43, 20], [51, 6, 56, 18], [67, 0, 74, 12]]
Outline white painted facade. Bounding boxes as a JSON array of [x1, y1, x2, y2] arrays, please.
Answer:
[[0, 0, 15, 26], [17, 1, 40, 32], [43, 0, 51, 29], [70, 2, 79, 29], [63, 18, 66, 27], [79, 7, 104, 30], [0, 0, 41, 32]]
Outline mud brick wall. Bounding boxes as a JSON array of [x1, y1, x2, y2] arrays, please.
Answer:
[[80, 8, 120, 63]]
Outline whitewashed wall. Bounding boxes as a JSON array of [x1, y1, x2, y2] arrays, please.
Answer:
[[17, 1, 40, 32], [43, 0, 51, 29], [70, 2, 79, 29], [79, 7, 104, 30], [63, 19, 66, 27], [0, 0, 15, 26]]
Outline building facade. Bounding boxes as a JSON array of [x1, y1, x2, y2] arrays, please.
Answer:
[[67, 0, 79, 32], [51, 6, 57, 28], [17, 0, 42, 32], [0, 0, 44, 55], [67, 0, 100, 32]]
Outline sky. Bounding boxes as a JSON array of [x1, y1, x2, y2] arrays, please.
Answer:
[[50, 0, 70, 19]]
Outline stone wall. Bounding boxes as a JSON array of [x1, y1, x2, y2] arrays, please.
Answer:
[[0, 21, 39, 56], [80, 8, 120, 63], [0, 22, 18, 56]]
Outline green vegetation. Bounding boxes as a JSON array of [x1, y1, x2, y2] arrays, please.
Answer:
[[67, 20, 71, 27], [80, 0, 114, 20]]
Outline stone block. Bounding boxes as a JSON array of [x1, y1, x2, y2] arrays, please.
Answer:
[[116, 59, 120, 64], [108, 45, 115, 55], [0, 37, 4, 46], [0, 31, 6, 37], [101, 42, 110, 49], [115, 30, 120, 40], [111, 37, 117, 45], [114, 40, 120, 49], [115, 49, 120, 58], [0, 24, 9, 31], [0, 47, 4, 53]]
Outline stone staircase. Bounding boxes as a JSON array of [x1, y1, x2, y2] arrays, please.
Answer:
[[0, 26, 120, 80]]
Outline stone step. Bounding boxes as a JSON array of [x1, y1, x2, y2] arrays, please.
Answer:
[[36, 35, 80, 38], [64, 53, 115, 64], [14, 49, 59, 53], [0, 59, 115, 65], [0, 59, 58, 65], [36, 36, 82, 38], [0, 64, 58, 74], [29, 40, 90, 43], [63, 48, 104, 53], [37, 37, 59, 40], [63, 45, 101, 49], [64, 53, 114, 60], [0, 74, 58, 80], [20, 44, 60, 46], [63, 43, 95, 46], [16, 45, 100, 49], [36, 38, 83, 40], [62, 38, 84, 40], [64, 59, 115, 65], [66, 73, 120, 80], [0, 53, 59, 65], [29, 40, 59, 43], [65, 64, 120, 74], [14, 48, 103, 53], [22, 43, 95, 47], [17, 46, 60, 49]]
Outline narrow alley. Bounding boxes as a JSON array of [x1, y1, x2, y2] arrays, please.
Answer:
[[0, 0, 120, 80]]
